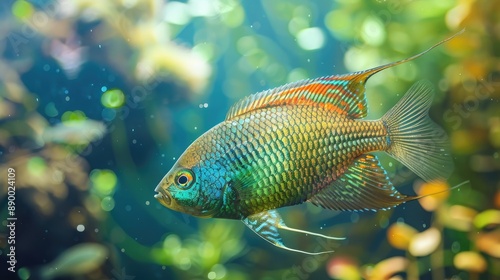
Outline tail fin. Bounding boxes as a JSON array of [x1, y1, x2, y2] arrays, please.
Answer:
[[382, 80, 453, 182]]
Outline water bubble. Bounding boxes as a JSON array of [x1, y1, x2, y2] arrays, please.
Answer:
[[76, 224, 85, 232]]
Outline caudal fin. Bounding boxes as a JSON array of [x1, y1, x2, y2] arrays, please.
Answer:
[[382, 80, 453, 182]]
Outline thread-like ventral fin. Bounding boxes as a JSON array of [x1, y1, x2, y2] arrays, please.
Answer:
[[242, 210, 343, 255]]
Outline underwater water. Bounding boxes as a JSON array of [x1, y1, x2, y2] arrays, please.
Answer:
[[1, 0, 499, 279]]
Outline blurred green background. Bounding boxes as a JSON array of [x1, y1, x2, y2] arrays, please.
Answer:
[[0, 0, 499, 279]]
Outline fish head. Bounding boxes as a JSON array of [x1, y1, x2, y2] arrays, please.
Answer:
[[154, 146, 224, 218]]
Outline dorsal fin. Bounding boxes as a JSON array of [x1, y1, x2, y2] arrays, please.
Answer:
[[225, 30, 463, 120]]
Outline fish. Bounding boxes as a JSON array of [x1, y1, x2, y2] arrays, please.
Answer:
[[154, 32, 462, 255]]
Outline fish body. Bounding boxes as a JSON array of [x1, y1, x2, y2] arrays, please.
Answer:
[[155, 33, 460, 254], [169, 105, 389, 219]]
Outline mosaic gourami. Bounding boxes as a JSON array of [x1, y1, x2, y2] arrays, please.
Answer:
[[154, 33, 461, 254]]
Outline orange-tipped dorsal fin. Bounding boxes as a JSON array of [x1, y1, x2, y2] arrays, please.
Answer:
[[225, 30, 464, 121]]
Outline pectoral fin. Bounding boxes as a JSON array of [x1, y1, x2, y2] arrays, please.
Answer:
[[242, 210, 343, 255]]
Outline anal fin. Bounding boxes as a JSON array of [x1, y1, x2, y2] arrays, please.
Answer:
[[242, 210, 344, 255], [309, 154, 412, 211]]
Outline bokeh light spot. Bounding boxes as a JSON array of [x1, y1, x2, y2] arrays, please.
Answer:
[[288, 17, 309, 35], [221, 5, 245, 28], [12, 0, 34, 20], [192, 43, 215, 62], [236, 36, 258, 55], [163, 1, 191, 25], [408, 227, 441, 257], [44, 102, 59, 117], [17, 267, 31, 280], [90, 169, 118, 197], [163, 234, 181, 254], [102, 108, 117, 121], [361, 16, 385, 46], [296, 27, 325, 50], [324, 10, 352, 39], [387, 222, 417, 250], [454, 251, 487, 273], [101, 89, 125, 108], [101, 196, 115, 211], [473, 209, 500, 230], [76, 224, 85, 232], [27, 156, 47, 177], [62, 110, 87, 122], [211, 264, 226, 279]]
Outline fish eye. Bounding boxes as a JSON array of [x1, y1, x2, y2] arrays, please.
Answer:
[[175, 169, 194, 189]]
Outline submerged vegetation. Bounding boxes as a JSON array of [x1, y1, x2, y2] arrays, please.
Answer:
[[0, 0, 499, 279]]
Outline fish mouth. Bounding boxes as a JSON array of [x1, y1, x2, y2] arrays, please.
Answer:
[[154, 184, 171, 207]]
